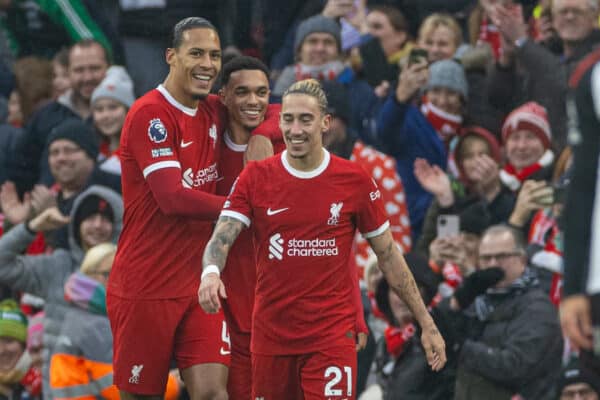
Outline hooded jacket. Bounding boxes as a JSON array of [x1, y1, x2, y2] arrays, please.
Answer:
[[0, 185, 123, 400]]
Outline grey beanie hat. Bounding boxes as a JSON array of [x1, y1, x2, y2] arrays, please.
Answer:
[[91, 66, 135, 108], [426, 59, 468, 99], [294, 15, 341, 53]]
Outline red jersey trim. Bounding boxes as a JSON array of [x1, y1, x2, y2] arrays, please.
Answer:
[[363, 220, 390, 239], [220, 210, 251, 227], [224, 132, 248, 152], [156, 85, 197, 116], [142, 160, 181, 178], [281, 149, 331, 179]]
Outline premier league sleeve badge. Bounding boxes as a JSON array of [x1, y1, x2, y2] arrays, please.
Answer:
[[148, 118, 168, 143]]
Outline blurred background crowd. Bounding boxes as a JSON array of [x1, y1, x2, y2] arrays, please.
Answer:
[[0, 0, 599, 399]]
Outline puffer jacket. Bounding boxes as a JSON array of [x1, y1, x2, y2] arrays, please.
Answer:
[[454, 287, 562, 399], [0, 185, 123, 400]]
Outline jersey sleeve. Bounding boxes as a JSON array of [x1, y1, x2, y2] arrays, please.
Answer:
[[356, 171, 390, 239], [124, 104, 181, 179], [220, 163, 255, 227]]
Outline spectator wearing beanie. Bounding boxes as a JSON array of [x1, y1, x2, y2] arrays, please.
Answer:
[[0, 185, 122, 400], [272, 14, 381, 140], [500, 101, 554, 192], [91, 66, 135, 175], [43, 118, 120, 249], [375, 59, 468, 241], [556, 358, 600, 399], [416, 126, 516, 256], [0, 299, 41, 400]]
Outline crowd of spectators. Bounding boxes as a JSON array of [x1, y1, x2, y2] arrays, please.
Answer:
[[0, 0, 599, 399]]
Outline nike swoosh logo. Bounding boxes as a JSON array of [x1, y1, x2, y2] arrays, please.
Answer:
[[181, 140, 193, 148], [267, 207, 289, 216], [220, 347, 231, 355]]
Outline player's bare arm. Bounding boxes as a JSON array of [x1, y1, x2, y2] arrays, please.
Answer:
[[368, 229, 447, 371], [198, 216, 245, 313]]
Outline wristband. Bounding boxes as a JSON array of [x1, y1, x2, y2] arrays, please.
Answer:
[[201, 265, 221, 280]]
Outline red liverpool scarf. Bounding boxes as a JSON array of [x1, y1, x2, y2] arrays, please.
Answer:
[[421, 100, 463, 142], [478, 18, 502, 60], [384, 323, 416, 358], [499, 149, 554, 191]]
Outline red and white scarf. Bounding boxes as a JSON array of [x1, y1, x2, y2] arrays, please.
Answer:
[[294, 61, 346, 82], [384, 323, 416, 358], [500, 149, 554, 191], [421, 100, 463, 142], [478, 18, 502, 61]]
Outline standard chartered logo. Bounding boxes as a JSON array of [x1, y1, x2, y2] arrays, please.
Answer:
[[268, 233, 284, 260], [268, 233, 339, 260]]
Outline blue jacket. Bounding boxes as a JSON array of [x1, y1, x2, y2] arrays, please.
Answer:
[[374, 96, 447, 240]]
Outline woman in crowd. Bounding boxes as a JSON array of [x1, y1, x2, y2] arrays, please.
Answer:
[[91, 66, 135, 176]]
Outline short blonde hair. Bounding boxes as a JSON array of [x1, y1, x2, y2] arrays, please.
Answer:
[[283, 79, 328, 115], [80, 243, 117, 276], [418, 13, 463, 48]]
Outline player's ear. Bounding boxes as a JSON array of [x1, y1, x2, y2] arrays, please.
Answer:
[[218, 88, 226, 105], [166, 48, 176, 67], [321, 113, 331, 133]]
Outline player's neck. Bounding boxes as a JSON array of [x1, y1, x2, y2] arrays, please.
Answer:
[[162, 76, 200, 109], [286, 148, 325, 172], [227, 119, 252, 145]]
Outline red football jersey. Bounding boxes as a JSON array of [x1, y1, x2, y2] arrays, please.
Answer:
[[217, 133, 256, 333], [222, 149, 389, 355], [110, 85, 226, 299]]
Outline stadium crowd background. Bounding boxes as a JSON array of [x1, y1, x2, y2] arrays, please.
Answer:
[[0, 0, 599, 399]]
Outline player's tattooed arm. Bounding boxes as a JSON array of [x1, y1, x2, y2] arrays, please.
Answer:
[[202, 216, 245, 271], [368, 229, 447, 371], [369, 230, 431, 324]]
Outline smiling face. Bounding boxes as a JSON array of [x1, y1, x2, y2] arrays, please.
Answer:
[[92, 98, 127, 138], [167, 27, 222, 102], [220, 69, 270, 131], [299, 32, 339, 66], [505, 129, 546, 171], [280, 93, 330, 161], [0, 337, 24, 373], [553, 0, 599, 44], [79, 214, 113, 251], [419, 25, 458, 62], [427, 87, 463, 115], [48, 139, 94, 190], [68, 43, 108, 102]]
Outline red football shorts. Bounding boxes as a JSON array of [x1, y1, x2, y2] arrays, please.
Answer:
[[227, 329, 252, 400], [252, 343, 357, 400], [107, 294, 230, 395]]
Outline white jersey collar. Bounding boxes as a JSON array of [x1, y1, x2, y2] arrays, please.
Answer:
[[281, 148, 330, 179], [224, 131, 248, 152], [157, 84, 197, 117]]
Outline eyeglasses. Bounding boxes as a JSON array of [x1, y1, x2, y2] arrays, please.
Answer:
[[561, 386, 596, 399], [478, 252, 522, 263], [554, 7, 589, 18]]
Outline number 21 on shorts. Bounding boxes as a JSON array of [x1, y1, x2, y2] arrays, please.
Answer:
[[324, 365, 352, 397]]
